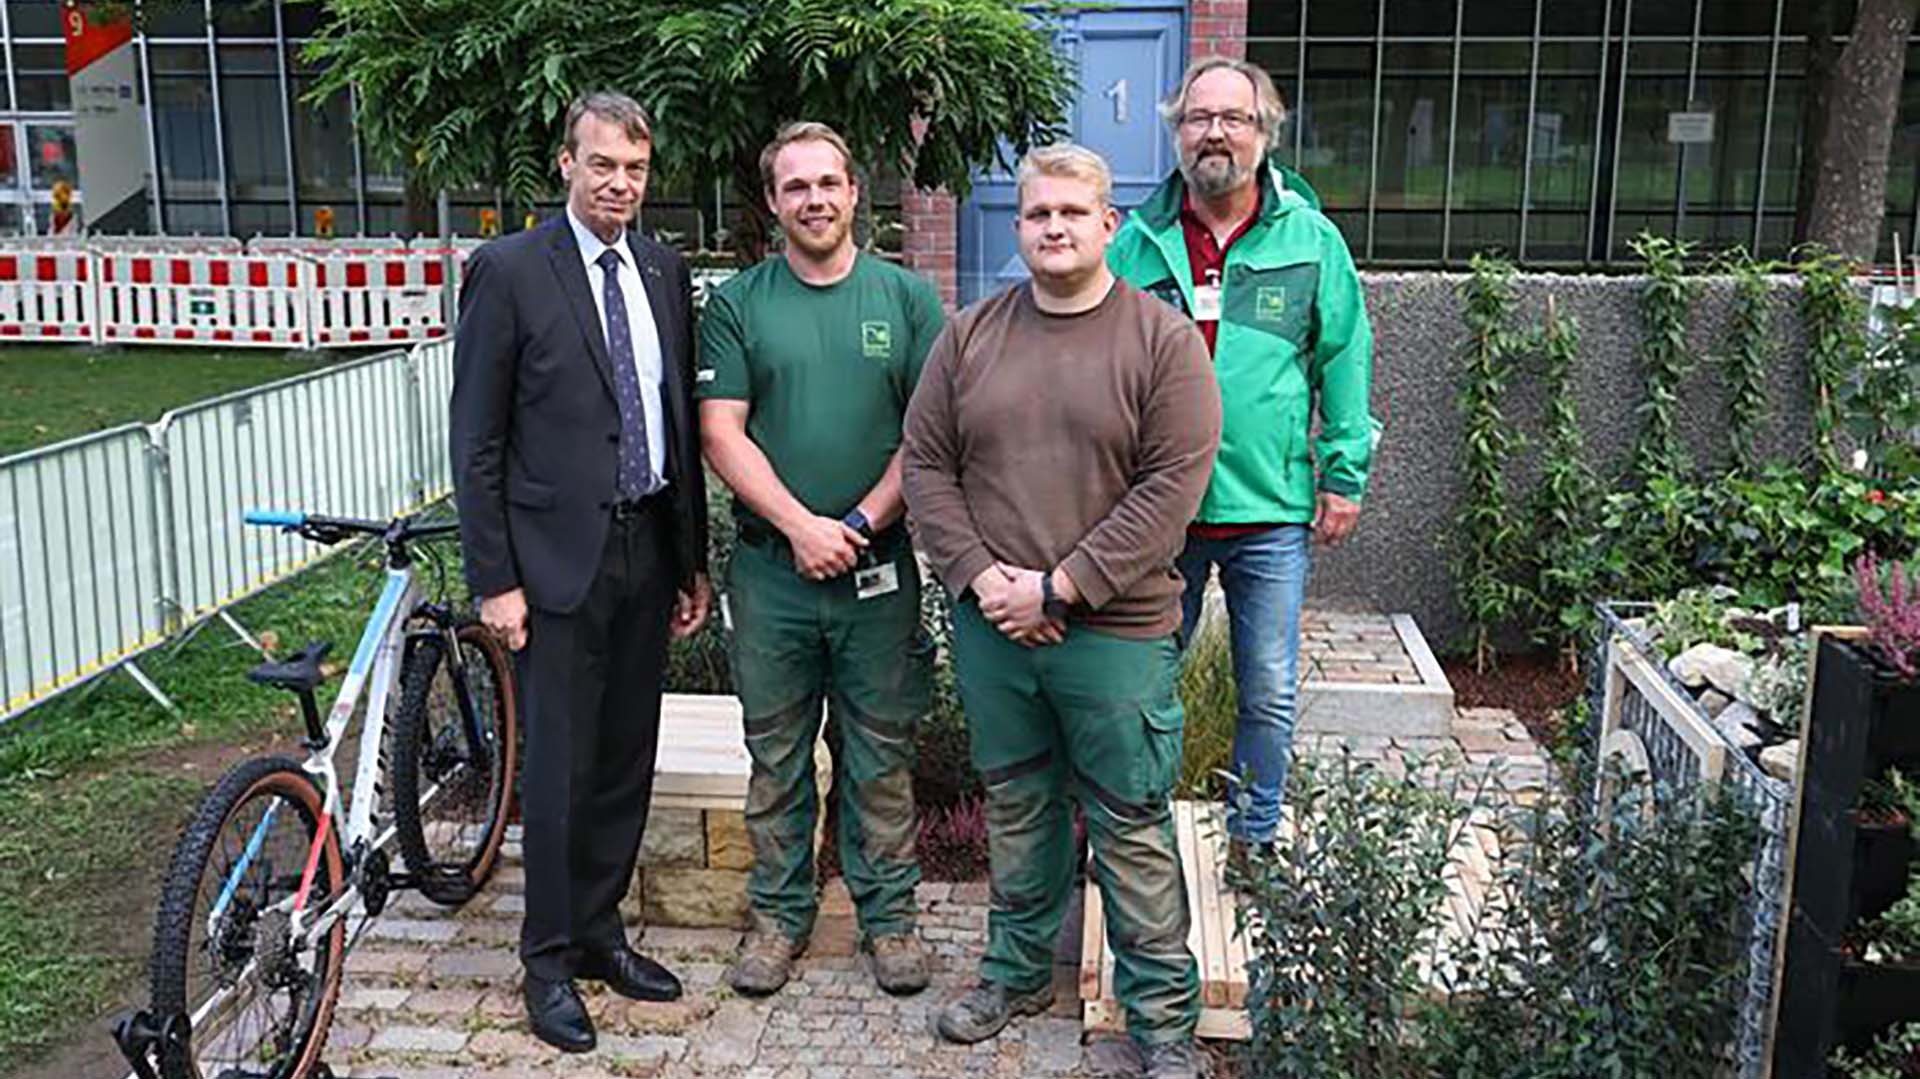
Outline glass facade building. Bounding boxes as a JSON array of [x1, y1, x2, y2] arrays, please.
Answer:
[[1, 0, 1917, 266], [1252, 0, 1920, 266]]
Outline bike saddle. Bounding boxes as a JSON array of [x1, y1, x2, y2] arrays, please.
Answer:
[[246, 641, 333, 694]]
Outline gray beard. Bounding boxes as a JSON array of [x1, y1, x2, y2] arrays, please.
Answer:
[[1182, 154, 1251, 199]]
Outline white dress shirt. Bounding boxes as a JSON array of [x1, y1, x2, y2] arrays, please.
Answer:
[[567, 207, 667, 494]]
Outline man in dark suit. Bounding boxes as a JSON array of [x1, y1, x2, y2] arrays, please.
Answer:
[[450, 90, 710, 1053]]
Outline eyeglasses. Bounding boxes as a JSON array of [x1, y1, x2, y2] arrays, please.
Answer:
[[1178, 109, 1258, 135]]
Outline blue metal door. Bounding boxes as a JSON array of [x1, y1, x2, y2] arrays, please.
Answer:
[[956, 6, 1185, 305]]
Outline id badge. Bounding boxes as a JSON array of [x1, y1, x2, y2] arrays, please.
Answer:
[[854, 562, 900, 600], [719, 591, 734, 631], [1192, 283, 1223, 323]]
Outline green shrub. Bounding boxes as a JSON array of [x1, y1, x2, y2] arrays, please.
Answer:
[[1238, 754, 1757, 1079]]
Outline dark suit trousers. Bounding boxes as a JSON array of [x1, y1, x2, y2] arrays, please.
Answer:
[[517, 497, 675, 980]]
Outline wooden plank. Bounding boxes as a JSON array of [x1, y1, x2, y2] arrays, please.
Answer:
[[1192, 804, 1231, 1008], [1083, 997, 1125, 1034], [1174, 801, 1206, 980], [1079, 858, 1107, 1003], [1196, 1007, 1252, 1041]]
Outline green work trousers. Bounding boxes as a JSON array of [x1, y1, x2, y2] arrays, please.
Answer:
[[726, 535, 930, 942], [951, 601, 1199, 1044]]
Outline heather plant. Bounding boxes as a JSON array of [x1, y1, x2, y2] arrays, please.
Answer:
[[1856, 553, 1920, 679], [914, 796, 989, 881]]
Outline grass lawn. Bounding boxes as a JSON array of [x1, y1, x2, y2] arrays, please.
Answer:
[[0, 543, 394, 1071], [0, 345, 353, 457]]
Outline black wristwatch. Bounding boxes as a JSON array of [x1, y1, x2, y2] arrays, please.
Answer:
[[1041, 571, 1070, 622], [841, 508, 875, 541]]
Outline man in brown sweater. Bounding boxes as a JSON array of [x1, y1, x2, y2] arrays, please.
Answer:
[[902, 144, 1221, 1078]]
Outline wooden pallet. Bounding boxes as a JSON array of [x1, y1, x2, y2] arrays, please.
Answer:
[[1079, 800, 1503, 1040]]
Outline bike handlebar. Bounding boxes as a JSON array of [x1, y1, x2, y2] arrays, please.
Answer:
[[242, 509, 459, 548]]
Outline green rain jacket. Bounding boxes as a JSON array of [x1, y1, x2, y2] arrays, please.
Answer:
[[1107, 160, 1375, 525]]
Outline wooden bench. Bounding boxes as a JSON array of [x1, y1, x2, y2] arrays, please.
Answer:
[[622, 694, 829, 929], [1078, 800, 1502, 1040]]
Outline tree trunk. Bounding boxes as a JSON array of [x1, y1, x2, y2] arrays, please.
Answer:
[[1791, 0, 1841, 249], [403, 174, 438, 240], [1800, 0, 1920, 261]]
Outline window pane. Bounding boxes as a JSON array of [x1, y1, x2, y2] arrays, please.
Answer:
[[162, 200, 222, 234], [146, 4, 208, 37], [1298, 43, 1376, 214], [230, 200, 290, 235], [1450, 42, 1532, 258], [1701, 0, 1781, 36], [25, 122, 76, 190], [1462, 0, 1541, 37], [151, 46, 221, 197], [1248, 0, 1303, 37], [218, 45, 289, 204], [5, 0, 61, 37], [1627, 0, 1697, 37], [1248, 39, 1303, 110], [1310, 3, 1378, 37], [1671, 43, 1777, 254], [1374, 42, 1451, 259], [282, 4, 325, 38], [0, 123, 16, 187], [13, 44, 70, 110], [1610, 41, 1690, 258], [213, 3, 277, 37], [289, 62, 355, 207], [1527, 42, 1604, 261], [1385, 0, 1455, 37]]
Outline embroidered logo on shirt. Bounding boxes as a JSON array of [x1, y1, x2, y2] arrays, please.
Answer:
[[1255, 286, 1288, 322], [861, 321, 893, 358]]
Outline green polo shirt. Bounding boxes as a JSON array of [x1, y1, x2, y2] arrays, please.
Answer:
[[697, 253, 945, 537]]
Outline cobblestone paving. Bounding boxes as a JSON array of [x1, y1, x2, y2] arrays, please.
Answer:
[[1297, 610, 1422, 685], [317, 713, 1549, 1079]]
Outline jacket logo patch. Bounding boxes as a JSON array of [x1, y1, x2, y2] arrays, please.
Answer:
[[1255, 287, 1288, 322], [862, 321, 892, 357]]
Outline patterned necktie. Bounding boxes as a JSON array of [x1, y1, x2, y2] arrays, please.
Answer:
[[597, 247, 653, 500]]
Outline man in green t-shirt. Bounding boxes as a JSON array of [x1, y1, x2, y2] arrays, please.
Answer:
[[698, 121, 946, 997]]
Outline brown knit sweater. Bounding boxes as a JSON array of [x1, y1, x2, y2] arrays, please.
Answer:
[[902, 278, 1221, 639]]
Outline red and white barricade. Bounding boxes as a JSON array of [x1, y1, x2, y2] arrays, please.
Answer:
[[0, 250, 99, 343], [307, 251, 451, 346], [96, 252, 311, 348]]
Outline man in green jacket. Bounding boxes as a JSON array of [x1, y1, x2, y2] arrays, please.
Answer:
[[1108, 56, 1376, 859]]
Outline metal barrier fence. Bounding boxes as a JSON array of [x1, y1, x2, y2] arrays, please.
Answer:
[[1590, 602, 1793, 1079], [0, 240, 472, 349], [0, 343, 456, 725]]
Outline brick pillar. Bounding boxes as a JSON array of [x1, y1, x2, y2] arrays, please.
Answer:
[[901, 188, 959, 311], [1188, 0, 1248, 61]]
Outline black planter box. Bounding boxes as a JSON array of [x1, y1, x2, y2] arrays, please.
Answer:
[[1843, 640, 1920, 777], [1837, 956, 1920, 1049], [1852, 816, 1918, 925]]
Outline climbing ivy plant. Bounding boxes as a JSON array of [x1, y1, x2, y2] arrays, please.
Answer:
[[1453, 254, 1531, 673], [1716, 249, 1778, 471], [1799, 251, 1865, 472], [1526, 295, 1600, 661], [1629, 233, 1697, 485]]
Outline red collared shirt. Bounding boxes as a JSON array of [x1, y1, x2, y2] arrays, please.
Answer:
[[1180, 194, 1278, 539]]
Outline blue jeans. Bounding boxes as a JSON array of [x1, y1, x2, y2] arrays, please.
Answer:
[[1176, 525, 1311, 843]]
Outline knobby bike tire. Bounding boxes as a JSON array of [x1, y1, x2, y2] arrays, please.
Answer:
[[149, 756, 345, 1079], [388, 621, 518, 906]]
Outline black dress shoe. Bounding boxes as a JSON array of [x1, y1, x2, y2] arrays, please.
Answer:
[[523, 974, 595, 1053], [579, 943, 683, 1002]]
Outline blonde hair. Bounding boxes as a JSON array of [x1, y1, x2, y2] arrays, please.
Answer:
[[1014, 143, 1114, 208], [759, 121, 858, 192], [1158, 57, 1289, 136]]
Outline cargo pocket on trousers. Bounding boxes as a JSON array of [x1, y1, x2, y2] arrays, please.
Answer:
[[1137, 694, 1187, 804]]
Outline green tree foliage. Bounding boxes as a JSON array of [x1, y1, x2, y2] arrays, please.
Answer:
[[302, 0, 1075, 256]]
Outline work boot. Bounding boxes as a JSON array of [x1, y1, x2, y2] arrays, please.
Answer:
[[864, 930, 930, 995], [934, 979, 1054, 1044], [1137, 1038, 1205, 1079], [729, 928, 806, 996]]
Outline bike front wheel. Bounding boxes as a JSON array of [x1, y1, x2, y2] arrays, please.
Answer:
[[150, 755, 345, 1079], [389, 621, 518, 906]]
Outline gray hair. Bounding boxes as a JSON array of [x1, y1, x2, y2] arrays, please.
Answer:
[[1157, 57, 1288, 136], [563, 91, 653, 153], [1014, 143, 1114, 208]]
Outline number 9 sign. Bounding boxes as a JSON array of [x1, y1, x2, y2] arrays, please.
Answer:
[[66, 8, 86, 39]]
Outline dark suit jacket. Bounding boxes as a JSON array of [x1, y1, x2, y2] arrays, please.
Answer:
[[450, 215, 708, 613]]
